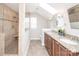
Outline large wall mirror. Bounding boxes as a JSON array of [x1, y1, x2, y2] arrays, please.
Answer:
[[68, 4, 79, 29]]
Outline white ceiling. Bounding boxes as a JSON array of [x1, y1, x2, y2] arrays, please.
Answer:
[[26, 3, 52, 19], [49, 3, 78, 10], [5, 3, 78, 19], [26, 3, 78, 19]]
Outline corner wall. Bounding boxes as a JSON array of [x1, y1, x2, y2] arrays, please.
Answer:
[[19, 3, 30, 56]]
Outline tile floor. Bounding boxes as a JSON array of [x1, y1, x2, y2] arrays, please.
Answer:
[[27, 40, 49, 56], [5, 39, 48, 56]]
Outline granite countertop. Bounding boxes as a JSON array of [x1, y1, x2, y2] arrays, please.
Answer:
[[44, 31, 79, 53]]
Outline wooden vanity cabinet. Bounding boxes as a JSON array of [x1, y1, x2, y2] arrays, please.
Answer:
[[53, 40, 60, 56], [44, 33, 52, 56], [52, 39, 68, 56], [67, 51, 73, 56], [59, 44, 68, 56], [44, 33, 79, 56], [68, 51, 79, 56], [44, 33, 48, 49], [51, 39, 54, 56], [47, 37, 52, 56]]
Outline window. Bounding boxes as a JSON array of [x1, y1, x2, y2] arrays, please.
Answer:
[[31, 17, 37, 29], [25, 17, 37, 29], [25, 17, 30, 28]]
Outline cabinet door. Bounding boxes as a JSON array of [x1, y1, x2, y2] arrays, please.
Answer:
[[3, 5, 18, 22], [54, 40, 60, 56], [68, 51, 73, 56], [0, 33, 5, 55], [51, 38, 54, 56], [44, 33, 52, 56], [10, 11, 18, 22], [44, 33, 48, 49], [59, 45, 68, 56], [47, 36, 52, 56], [3, 5, 10, 20], [0, 5, 3, 18]]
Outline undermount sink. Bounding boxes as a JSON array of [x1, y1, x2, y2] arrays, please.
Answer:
[[60, 38, 79, 45]]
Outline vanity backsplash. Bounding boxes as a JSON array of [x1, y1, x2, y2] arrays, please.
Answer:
[[65, 34, 79, 41]]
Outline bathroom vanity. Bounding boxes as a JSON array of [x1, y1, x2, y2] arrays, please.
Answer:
[[44, 31, 79, 56]]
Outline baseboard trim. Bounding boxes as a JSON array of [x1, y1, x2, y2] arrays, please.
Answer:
[[31, 38, 40, 40]]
